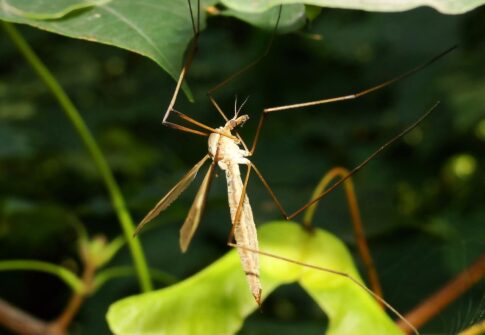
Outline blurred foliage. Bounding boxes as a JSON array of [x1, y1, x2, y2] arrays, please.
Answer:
[[1, 2, 484, 335]]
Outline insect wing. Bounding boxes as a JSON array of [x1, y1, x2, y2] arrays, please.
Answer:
[[179, 162, 216, 252], [134, 154, 210, 236]]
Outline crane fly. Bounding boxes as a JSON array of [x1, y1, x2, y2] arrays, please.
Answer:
[[133, 0, 455, 332], [135, 104, 264, 303]]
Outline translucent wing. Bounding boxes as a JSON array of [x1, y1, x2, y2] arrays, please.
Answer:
[[179, 162, 216, 252], [134, 155, 210, 236]]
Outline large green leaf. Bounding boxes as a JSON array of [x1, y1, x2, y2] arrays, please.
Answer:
[[220, 0, 485, 14], [0, 0, 111, 19], [0, 0, 219, 99], [107, 222, 404, 335], [3, 0, 480, 101]]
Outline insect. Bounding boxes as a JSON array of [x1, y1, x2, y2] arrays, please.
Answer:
[[133, 0, 454, 331]]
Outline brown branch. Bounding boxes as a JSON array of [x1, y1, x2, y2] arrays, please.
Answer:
[[0, 258, 96, 335], [47, 260, 96, 334], [397, 253, 485, 334], [0, 298, 57, 335]]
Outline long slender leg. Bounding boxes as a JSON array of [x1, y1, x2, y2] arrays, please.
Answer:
[[161, 0, 243, 142], [207, 6, 282, 96], [250, 102, 439, 221], [226, 242, 419, 335], [225, 163, 262, 305], [160, 1, 238, 141], [264, 45, 456, 113], [229, 164, 415, 327], [302, 166, 383, 301], [247, 104, 439, 297], [227, 163, 253, 245], [206, 6, 282, 149], [251, 161, 382, 298], [286, 102, 439, 220], [173, 109, 239, 141], [249, 46, 455, 156], [163, 0, 199, 124]]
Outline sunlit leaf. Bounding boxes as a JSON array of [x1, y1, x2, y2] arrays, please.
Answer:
[[93, 266, 177, 292], [0, 0, 111, 20], [220, 0, 485, 14], [107, 222, 403, 335]]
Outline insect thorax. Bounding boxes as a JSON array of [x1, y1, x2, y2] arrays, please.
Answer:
[[208, 127, 249, 170]]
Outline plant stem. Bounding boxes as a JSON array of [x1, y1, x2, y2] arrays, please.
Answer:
[[302, 167, 382, 301], [0, 260, 84, 293], [0, 298, 55, 335], [2, 22, 152, 292], [398, 253, 485, 334], [48, 257, 97, 334]]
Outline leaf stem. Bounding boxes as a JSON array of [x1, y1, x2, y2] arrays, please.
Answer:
[[0, 298, 54, 335], [0, 260, 84, 293], [398, 253, 485, 333], [2, 22, 152, 292]]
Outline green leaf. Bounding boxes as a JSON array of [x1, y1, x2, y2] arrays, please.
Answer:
[[80, 234, 125, 268], [0, 0, 218, 100], [107, 222, 403, 335], [0, 0, 111, 20], [220, 4, 306, 33], [220, 0, 485, 14], [0, 259, 84, 293]]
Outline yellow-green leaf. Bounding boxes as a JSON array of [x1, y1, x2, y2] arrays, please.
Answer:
[[107, 222, 404, 335]]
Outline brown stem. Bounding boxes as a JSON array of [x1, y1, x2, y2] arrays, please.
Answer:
[[0, 259, 96, 335], [0, 298, 56, 335], [47, 261, 96, 334], [302, 167, 384, 303], [397, 253, 485, 334]]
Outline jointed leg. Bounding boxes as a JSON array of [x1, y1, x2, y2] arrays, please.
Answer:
[[161, 1, 243, 142], [249, 46, 455, 156], [226, 163, 416, 331], [264, 45, 456, 113], [163, 0, 199, 124], [302, 166, 383, 301], [250, 102, 439, 222], [173, 109, 239, 141], [161, 0, 205, 136], [226, 242, 419, 335], [247, 103, 440, 297], [286, 102, 439, 220], [207, 6, 282, 96], [227, 163, 262, 305], [251, 161, 382, 297], [206, 6, 282, 148], [227, 163, 253, 245]]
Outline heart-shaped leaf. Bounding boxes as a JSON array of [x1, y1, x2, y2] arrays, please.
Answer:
[[107, 222, 404, 335], [0, 0, 221, 99]]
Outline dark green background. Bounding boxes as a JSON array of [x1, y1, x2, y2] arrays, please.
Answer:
[[1, 4, 484, 334]]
